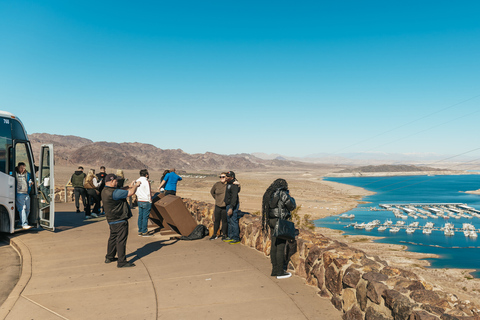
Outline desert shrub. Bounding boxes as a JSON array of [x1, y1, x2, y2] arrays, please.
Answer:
[[291, 205, 315, 231]]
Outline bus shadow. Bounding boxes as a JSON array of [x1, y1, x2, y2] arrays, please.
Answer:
[[52, 210, 107, 233]]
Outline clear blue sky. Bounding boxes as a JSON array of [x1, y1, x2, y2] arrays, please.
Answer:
[[1, 1, 479, 157]]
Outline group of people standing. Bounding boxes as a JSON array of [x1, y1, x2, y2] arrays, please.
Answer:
[[101, 168, 183, 267], [70, 166, 109, 219], [70, 165, 297, 277], [210, 171, 241, 244], [210, 172, 296, 279]]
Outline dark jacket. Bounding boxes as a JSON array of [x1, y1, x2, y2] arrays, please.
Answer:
[[71, 171, 86, 188], [101, 187, 132, 223], [97, 172, 107, 191], [269, 188, 296, 219], [224, 179, 240, 208]]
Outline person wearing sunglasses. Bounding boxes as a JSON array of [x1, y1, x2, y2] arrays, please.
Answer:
[[209, 173, 229, 240]]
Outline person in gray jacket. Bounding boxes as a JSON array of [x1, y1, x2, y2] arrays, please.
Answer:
[[262, 178, 296, 279]]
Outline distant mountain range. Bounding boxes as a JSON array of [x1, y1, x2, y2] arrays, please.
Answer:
[[252, 151, 472, 167], [29, 133, 472, 173], [29, 133, 329, 172]]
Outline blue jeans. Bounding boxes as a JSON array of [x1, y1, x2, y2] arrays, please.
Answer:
[[226, 204, 240, 241], [137, 202, 152, 234], [16, 193, 30, 227]]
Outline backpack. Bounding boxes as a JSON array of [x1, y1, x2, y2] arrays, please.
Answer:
[[179, 225, 209, 240]]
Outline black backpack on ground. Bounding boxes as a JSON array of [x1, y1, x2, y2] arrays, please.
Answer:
[[179, 225, 209, 240]]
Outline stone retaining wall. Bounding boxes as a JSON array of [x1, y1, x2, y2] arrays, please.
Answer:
[[183, 198, 480, 320]]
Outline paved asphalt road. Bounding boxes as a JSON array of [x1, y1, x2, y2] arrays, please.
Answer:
[[0, 237, 20, 307]]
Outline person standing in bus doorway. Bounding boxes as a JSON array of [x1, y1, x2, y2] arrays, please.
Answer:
[[15, 162, 33, 229], [70, 166, 91, 218], [102, 174, 140, 268], [158, 168, 182, 196]]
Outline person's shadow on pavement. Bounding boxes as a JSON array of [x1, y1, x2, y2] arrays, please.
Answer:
[[127, 239, 179, 263]]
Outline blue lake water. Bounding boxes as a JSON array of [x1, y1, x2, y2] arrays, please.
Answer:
[[315, 175, 480, 277]]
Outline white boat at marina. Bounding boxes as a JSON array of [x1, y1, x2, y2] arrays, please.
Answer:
[[470, 231, 478, 238], [365, 224, 375, 231], [396, 221, 405, 226], [406, 228, 415, 234], [340, 213, 355, 219], [390, 227, 400, 233], [354, 222, 365, 229], [441, 223, 454, 230], [424, 222, 434, 228], [378, 226, 387, 231], [444, 228, 455, 236], [462, 223, 475, 231], [384, 219, 393, 225], [409, 222, 419, 227], [423, 228, 432, 234]]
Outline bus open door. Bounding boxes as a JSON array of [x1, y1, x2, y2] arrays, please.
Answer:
[[37, 144, 55, 231]]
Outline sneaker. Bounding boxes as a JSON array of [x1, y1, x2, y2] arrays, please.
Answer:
[[85, 215, 92, 219], [209, 236, 218, 240], [117, 262, 136, 268], [222, 237, 234, 242], [229, 240, 241, 244], [91, 213, 98, 218], [138, 232, 143, 236], [105, 258, 118, 264], [22, 225, 32, 230], [277, 272, 292, 279], [142, 233, 153, 237]]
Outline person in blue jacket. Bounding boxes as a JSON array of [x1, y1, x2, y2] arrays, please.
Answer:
[[158, 168, 182, 196], [15, 162, 33, 229]]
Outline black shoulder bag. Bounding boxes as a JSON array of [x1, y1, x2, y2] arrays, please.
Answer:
[[272, 192, 296, 240]]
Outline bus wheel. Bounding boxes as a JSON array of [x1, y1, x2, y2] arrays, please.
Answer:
[[0, 206, 10, 233]]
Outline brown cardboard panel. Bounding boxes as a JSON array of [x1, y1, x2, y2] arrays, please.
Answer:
[[150, 195, 197, 236]]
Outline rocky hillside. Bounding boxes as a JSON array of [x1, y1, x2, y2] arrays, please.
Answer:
[[28, 133, 319, 172]]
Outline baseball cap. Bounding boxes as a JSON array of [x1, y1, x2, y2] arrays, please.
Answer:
[[105, 173, 118, 182], [226, 171, 235, 179]]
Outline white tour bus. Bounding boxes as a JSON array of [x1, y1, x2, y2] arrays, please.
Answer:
[[0, 110, 55, 233]]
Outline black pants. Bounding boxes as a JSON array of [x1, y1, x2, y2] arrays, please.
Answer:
[[74, 187, 90, 214], [87, 189, 101, 214], [213, 205, 227, 236], [269, 218, 286, 276], [106, 220, 129, 266], [165, 190, 176, 196]]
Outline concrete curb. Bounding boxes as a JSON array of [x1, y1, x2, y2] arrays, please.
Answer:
[[0, 237, 32, 320]]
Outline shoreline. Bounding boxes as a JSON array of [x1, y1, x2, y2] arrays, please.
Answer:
[[466, 189, 480, 195], [326, 170, 480, 178]]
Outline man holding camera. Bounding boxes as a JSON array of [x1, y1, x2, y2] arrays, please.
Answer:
[[102, 174, 140, 268]]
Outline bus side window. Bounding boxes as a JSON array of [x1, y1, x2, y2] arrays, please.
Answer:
[[0, 137, 7, 174]]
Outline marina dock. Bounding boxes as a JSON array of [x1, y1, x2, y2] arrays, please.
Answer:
[[343, 203, 479, 238]]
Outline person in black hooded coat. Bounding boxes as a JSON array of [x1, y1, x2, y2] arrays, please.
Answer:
[[262, 178, 296, 279]]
